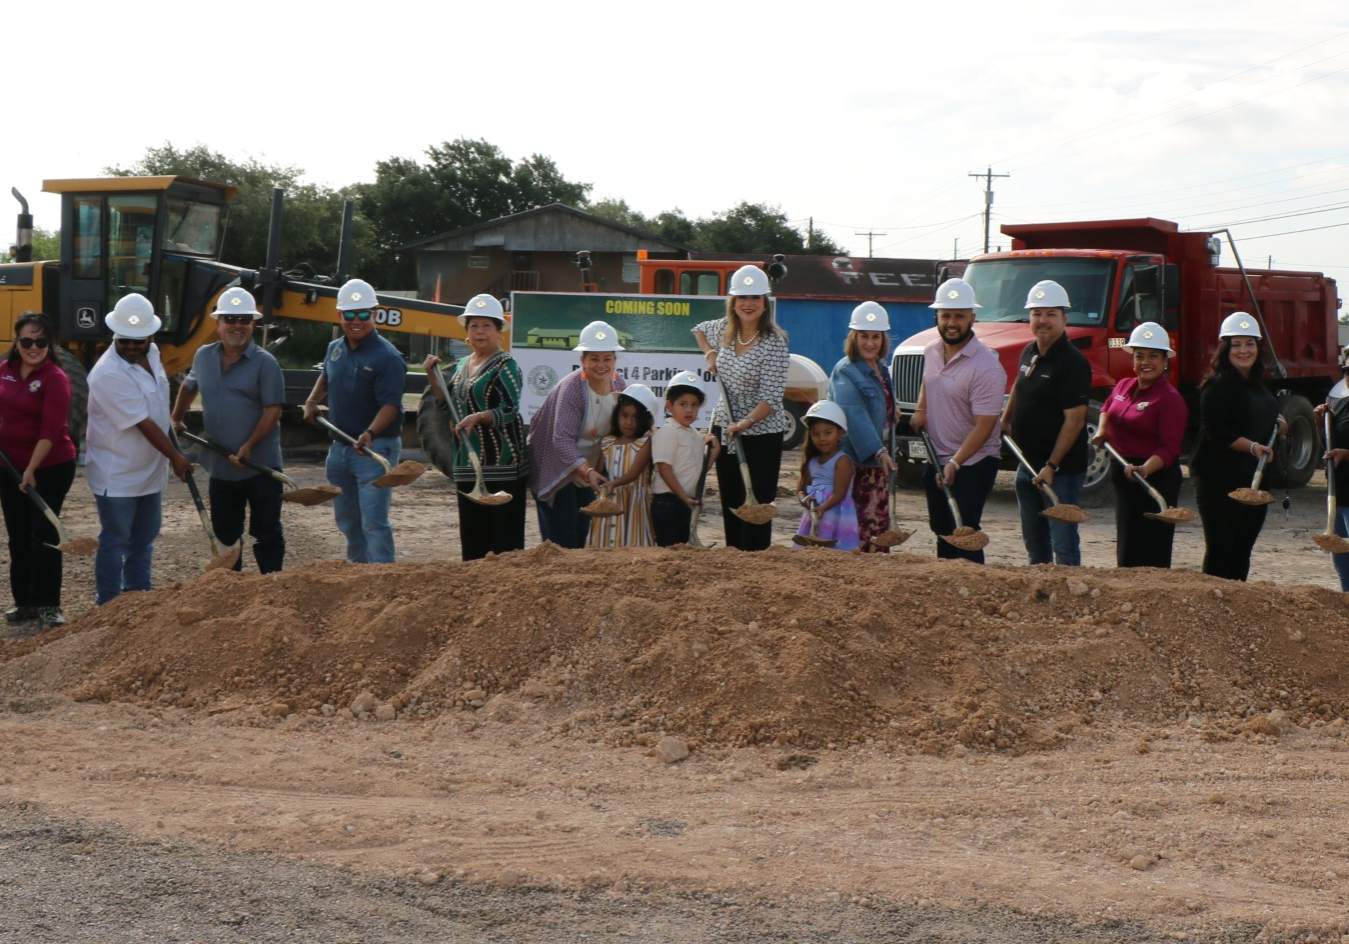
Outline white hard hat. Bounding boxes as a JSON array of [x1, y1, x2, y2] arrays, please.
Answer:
[[336, 278, 377, 312], [1122, 321, 1175, 356], [573, 320, 625, 352], [665, 370, 704, 400], [848, 301, 890, 331], [104, 293, 162, 338], [727, 264, 771, 296], [1219, 311, 1262, 340], [212, 287, 261, 320], [458, 293, 506, 327], [930, 278, 981, 310], [804, 399, 848, 433], [619, 383, 660, 417], [1024, 280, 1070, 310]]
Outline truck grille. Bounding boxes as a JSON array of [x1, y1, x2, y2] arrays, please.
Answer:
[[890, 350, 924, 408]]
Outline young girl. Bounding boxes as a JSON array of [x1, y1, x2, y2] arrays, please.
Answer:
[[587, 384, 657, 548], [794, 400, 859, 551]]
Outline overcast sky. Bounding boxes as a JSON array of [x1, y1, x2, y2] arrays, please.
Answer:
[[7, 1, 1349, 291]]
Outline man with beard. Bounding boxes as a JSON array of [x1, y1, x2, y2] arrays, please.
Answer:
[[1000, 280, 1091, 565], [86, 293, 193, 604], [909, 278, 1006, 563], [171, 288, 286, 573]]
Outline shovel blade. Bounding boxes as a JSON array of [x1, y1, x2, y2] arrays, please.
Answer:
[[1228, 487, 1273, 506], [1313, 533, 1349, 553], [941, 527, 989, 551], [1039, 504, 1090, 524], [373, 460, 427, 488], [204, 541, 242, 572], [869, 529, 911, 548], [732, 503, 776, 524], [282, 485, 341, 506]]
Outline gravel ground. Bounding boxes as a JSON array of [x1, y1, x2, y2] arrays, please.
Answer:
[[1, 803, 1273, 944]]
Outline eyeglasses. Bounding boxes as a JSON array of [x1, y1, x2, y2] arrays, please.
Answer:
[[218, 314, 254, 326], [17, 337, 50, 350], [341, 310, 372, 322]]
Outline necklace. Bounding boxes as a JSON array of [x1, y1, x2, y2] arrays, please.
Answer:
[[737, 331, 758, 345]]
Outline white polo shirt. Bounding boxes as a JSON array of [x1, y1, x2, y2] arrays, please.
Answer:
[[86, 343, 171, 497]]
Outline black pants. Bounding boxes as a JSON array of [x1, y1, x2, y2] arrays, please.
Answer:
[[651, 492, 691, 547], [1194, 474, 1268, 581], [921, 455, 1000, 564], [712, 430, 781, 551], [456, 476, 527, 561], [0, 459, 76, 608], [209, 472, 286, 573], [1111, 461, 1182, 568]]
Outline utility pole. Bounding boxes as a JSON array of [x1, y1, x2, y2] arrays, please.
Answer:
[[969, 166, 1009, 254], [854, 229, 886, 257]]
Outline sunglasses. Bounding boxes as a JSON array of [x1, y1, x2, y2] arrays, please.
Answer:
[[341, 310, 372, 322], [218, 314, 255, 326], [115, 337, 151, 346], [17, 337, 50, 350]]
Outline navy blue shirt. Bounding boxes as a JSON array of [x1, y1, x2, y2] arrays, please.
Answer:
[[322, 331, 406, 439], [185, 341, 286, 481]]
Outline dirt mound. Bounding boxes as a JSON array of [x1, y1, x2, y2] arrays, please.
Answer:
[[4, 546, 1349, 754]]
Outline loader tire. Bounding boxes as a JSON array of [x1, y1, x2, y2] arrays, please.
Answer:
[[53, 347, 89, 455]]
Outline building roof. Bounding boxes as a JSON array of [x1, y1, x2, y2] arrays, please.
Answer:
[[397, 204, 690, 254]]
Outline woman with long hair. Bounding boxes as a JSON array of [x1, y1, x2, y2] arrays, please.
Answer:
[[0, 312, 78, 628], [692, 265, 789, 550], [1188, 312, 1285, 580], [827, 301, 895, 551]]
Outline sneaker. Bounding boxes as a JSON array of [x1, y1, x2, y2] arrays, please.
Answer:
[[4, 606, 37, 624], [37, 607, 65, 629]]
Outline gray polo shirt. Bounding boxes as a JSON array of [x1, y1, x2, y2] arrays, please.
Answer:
[[185, 341, 286, 482]]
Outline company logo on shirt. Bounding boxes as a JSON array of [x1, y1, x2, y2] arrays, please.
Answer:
[[28, 379, 42, 393]]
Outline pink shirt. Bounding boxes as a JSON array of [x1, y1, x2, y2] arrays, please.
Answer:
[[1102, 375, 1187, 466], [0, 356, 77, 470], [922, 335, 1005, 463]]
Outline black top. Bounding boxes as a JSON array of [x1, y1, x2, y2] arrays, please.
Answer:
[[1329, 392, 1349, 500], [1189, 369, 1279, 490], [1010, 333, 1091, 474]]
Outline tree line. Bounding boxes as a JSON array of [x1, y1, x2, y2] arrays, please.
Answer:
[[82, 141, 845, 291]]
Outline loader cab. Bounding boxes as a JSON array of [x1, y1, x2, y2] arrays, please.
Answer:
[[45, 176, 236, 344]]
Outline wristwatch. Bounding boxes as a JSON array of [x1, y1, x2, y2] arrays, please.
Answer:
[[1046, 460, 1060, 472]]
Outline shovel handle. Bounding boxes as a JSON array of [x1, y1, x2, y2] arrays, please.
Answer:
[[1250, 426, 1279, 490], [180, 431, 294, 488], [1102, 441, 1171, 513], [714, 373, 759, 495], [918, 427, 966, 529], [0, 443, 53, 513], [1003, 434, 1062, 505], [316, 416, 393, 474]]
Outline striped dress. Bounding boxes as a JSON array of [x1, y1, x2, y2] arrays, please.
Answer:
[[587, 434, 654, 548]]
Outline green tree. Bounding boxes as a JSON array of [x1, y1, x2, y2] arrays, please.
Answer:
[[696, 202, 845, 255], [30, 227, 60, 262]]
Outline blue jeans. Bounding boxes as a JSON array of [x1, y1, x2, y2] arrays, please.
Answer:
[[326, 438, 400, 564], [535, 482, 594, 549], [1333, 509, 1349, 591], [1014, 467, 1085, 565], [93, 492, 162, 605]]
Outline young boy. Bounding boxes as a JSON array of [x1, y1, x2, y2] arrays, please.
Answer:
[[651, 371, 719, 546]]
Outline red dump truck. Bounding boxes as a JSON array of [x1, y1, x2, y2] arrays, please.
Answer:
[[889, 217, 1342, 493]]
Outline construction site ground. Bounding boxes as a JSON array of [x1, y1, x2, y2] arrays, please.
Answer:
[[3, 449, 1349, 943]]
